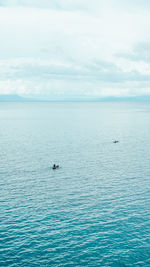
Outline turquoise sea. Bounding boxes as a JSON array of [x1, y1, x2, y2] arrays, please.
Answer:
[[0, 102, 150, 266]]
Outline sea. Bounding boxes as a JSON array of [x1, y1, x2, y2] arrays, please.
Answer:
[[0, 102, 150, 266]]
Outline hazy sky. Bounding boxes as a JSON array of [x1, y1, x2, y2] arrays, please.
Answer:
[[0, 0, 150, 97]]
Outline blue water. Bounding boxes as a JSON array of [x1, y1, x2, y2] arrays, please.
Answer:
[[0, 102, 150, 266]]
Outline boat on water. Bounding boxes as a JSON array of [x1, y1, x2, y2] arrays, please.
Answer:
[[52, 164, 59, 170], [113, 140, 119, 143]]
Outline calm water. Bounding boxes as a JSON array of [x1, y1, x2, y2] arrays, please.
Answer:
[[0, 102, 150, 266]]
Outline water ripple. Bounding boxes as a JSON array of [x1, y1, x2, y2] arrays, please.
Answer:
[[1, 102, 150, 266]]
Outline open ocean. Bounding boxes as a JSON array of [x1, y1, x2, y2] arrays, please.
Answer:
[[0, 102, 150, 266]]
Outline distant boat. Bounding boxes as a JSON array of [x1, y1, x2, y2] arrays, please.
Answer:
[[52, 164, 59, 170], [113, 140, 119, 143]]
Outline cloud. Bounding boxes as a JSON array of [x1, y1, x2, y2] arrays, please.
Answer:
[[1, 57, 150, 97], [0, 1, 150, 97], [1, 0, 150, 11]]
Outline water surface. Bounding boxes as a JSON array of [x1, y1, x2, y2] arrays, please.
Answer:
[[0, 102, 150, 266]]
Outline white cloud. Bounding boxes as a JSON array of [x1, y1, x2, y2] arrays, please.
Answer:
[[0, 1, 150, 97]]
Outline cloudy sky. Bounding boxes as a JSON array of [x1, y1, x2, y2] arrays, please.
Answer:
[[0, 0, 150, 98]]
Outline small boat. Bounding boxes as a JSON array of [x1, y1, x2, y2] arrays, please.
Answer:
[[52, 164, 59, 170], [113, 140, 119, 143]]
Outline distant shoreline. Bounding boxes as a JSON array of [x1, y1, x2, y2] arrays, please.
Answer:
[[1, 94, 150, 102]]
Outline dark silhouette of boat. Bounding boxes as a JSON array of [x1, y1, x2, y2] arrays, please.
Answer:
[[52, 164, 59, 170]]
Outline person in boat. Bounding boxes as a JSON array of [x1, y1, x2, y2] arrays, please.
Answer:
[[53, 164, 56, 169], [52, 164, 59, 169], [113, 140, 119, 143]]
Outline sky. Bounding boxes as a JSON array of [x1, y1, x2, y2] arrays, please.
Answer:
[[0, 0, 150, 98]]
